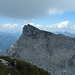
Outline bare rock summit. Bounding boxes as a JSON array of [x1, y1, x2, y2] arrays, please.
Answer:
[[5, 24, 75, 75]]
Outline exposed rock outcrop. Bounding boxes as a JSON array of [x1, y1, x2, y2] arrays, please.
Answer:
[[5, 24, 75, 75], [0, 56, 50, 75]]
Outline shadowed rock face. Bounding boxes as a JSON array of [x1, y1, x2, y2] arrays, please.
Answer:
[[23, 24, 41, 39], [23, 24, 40, 35], [5, 24, 75, 75]]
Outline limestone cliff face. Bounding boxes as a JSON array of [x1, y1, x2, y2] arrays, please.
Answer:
[[5, 24, 75, 75]]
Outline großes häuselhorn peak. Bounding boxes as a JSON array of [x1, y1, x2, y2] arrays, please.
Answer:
[[5, 24, 75, 75]]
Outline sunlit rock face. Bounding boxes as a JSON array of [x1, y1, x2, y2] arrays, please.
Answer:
[[5, 24, 75, 75]]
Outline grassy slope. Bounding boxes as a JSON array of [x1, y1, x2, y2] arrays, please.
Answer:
[[0, 56, 51, 75]]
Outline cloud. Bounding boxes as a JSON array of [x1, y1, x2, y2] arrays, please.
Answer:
[[2, 23, 20, 29], [0, 23, 23, 30], [0, 0, 50, 19], [0, 0, 75, 19], [27, 21, 70, 32], [0, 23, 42, 31], [0, 21, 74, 33], [28, 23, 42, 28], [73, 26, 75, 30], [48, 20, 69, 29], [48, 9, 63, 15]]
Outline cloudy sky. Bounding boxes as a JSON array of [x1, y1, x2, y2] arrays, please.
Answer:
[[0, 0, 75, 33]]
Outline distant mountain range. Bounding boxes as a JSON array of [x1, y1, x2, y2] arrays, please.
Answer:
[[5, 24, 75, 75], [0, 32, 21, 55], [54, 31, 75, 37]]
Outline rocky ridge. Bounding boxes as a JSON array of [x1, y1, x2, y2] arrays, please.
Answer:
[[5, 24, 75, 75]]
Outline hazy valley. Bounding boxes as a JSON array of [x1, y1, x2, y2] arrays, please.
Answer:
[[0, 32, 20, 55]]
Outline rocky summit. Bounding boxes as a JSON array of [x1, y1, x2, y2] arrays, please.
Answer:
[[5, 24, 75, 75]]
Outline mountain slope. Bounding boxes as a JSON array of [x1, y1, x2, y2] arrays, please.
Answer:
[[0, 56, 50, 75], [5, 24, 75, 75]]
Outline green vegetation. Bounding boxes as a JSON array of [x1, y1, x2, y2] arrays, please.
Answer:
[[0, 56, 51, 75]]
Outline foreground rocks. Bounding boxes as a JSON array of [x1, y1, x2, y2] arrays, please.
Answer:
[[0, 56, 50, 75]]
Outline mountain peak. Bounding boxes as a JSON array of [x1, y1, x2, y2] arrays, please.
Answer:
[[23, 24, 40, 36], [5, 24, 75, 75]]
